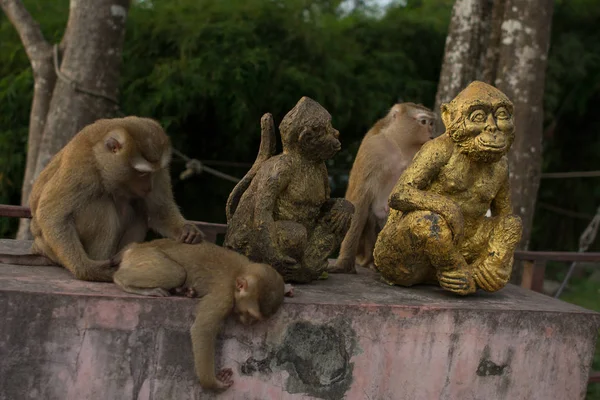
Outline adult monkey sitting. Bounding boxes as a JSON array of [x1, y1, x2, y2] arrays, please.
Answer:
[[373, 81, 523, 296], [0, 116, 204, 281]]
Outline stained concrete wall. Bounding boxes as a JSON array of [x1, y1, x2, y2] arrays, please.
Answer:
[[0, 240, 598, 400]]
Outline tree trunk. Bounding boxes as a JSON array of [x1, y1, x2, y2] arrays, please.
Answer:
[[1, 0, 130, 240], [434, 0, 554, 283], [434, 0, 491, 118], [494, 0, 554, 283]]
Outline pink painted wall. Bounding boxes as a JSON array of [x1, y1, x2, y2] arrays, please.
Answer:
[[0, 262, 598, 400]]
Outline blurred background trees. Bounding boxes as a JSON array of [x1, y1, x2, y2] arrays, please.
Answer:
[[0, 0, 598, 256]]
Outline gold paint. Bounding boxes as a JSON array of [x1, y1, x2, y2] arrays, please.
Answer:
[[373, 81, 523, 295]]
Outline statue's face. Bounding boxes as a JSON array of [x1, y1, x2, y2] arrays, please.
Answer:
[[442, 82, 515, 163], [298, 122, 341, 161]]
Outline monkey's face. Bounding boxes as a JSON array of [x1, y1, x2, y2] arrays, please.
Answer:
[[412, 112, 436, 144], [101, 130, 171, 198], [127, 170, 155, 198], [298, 124, 341, 161], [234, 276, 264, 325]]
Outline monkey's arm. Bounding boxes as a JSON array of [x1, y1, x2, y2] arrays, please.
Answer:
[[147, 169, 204, 243], [490, 165, 512, 216], [190, 291, 235, 391], [388, 138, 464, 241], [35, 180, 110, 277]]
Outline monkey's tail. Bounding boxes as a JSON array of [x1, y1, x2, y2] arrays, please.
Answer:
[[0, 253, 57, 266], [225, 113, 277, 222]]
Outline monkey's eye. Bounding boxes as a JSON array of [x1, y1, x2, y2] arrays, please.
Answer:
[[495, 107, 510, 120], [420, 119, 428, 125], [469, 110, 487, 123]]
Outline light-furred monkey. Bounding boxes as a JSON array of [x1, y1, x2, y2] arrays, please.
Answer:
[[0, 116, 204, 281], [114, 239, 287, 391], [331, 103, 435, 274]]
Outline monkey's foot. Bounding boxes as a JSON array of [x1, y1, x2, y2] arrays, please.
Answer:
[[284, 284, 295, 297], [215, 368, 234, 390], [438, 269, 476, 296], [121, 286, 171, 297], [329, 258, 357, 274], [170, 286, 198, 298]]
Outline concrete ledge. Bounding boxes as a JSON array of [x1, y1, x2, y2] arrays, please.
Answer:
[[0, 240, 599, 400]]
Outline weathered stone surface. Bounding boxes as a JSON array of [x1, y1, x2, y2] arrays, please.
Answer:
[[0, 239, 598, 400], [224, 97, 354, 283]]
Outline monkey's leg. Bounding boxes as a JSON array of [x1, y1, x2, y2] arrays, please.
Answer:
[[356, 214, 377, 270], [113, 248, 187, 297], [332, 198, 370, 274], [472, 215, 523, 292], [374, 211, 475, 295]]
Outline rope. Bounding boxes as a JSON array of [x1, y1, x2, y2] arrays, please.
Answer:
[[554, 205, 600, 298], [53, 44, 119, 104], [541, 171, 600, 179], [172, 149, 240, 184]]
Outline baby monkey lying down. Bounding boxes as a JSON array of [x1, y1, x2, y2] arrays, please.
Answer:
[[113, 239, 286, 391]]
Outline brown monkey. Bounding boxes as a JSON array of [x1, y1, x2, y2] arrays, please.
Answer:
[[113, 239, 286, 391], [332, 103, 435, 274], [0, 116, 203, 281]]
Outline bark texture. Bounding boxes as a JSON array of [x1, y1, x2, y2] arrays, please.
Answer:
[[1, 0, 130, 239], [434, 0, 554, 283]]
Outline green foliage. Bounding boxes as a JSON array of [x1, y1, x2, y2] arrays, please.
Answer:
[[0, 0, 68, 237], [118, 0, 450, 222], [0, 0, 599, 251]]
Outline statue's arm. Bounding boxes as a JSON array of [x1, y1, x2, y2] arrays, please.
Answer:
[[388, 137, 464, 240], [490, 161, 512, 216]]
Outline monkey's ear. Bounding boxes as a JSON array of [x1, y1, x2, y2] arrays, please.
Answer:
[[297, 127, 314, 143], [440, 103, 452, 128], [105, 137, 123, 153], [390, 104, 403, 119], [104, 129, 127, 153], [236, 277, 248, 292]]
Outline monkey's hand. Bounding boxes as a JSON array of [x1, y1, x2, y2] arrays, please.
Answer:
[[179, 223, 205, 244], [284, 284, 295, 297], [95, 258, 120, 271], [210, 368, 234, 391], [438, 269, 476, 296], [473, 263, 509, 293]]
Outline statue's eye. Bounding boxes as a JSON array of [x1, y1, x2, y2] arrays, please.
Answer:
[[495, 107, 510, 120], [470, 110, 486, 123]]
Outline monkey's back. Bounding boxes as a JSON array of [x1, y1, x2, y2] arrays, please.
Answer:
[[139, 239, 246, 289]]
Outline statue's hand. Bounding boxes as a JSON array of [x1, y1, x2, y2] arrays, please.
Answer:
[[473, 263, 509, 292], [321, 199, 354, 235], [438, 269, 476, 295]]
